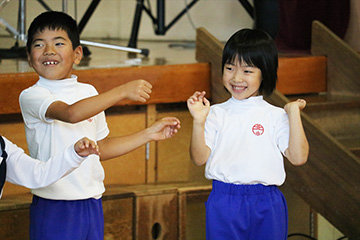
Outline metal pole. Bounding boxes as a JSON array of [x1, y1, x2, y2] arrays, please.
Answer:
[[62, 0, 68, 13], [80, 40, 149, 56], [156, 0, 165, 35], [18, 0, 26, 43]]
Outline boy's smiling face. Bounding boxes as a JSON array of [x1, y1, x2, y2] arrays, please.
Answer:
[[27, 28, 82, 80]]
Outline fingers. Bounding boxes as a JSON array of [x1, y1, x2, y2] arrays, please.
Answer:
[[187, 91, 207, 104], [161, 117, 181, 129], [297, 99, 306, 110], [76, 137, 100, 156], [125, 80, 153, 103], [284, 99, 307, 113]]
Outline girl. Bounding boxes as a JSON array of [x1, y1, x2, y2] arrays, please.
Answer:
[[187, 29, 309, 239]]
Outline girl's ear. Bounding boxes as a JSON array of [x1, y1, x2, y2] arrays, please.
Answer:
[[73, 45, 83, 64]]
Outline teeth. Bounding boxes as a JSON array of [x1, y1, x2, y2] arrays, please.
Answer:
[[233, 86, 245, 90], [43, 61, 58, 65]]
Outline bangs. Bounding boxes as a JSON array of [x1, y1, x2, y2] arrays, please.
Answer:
[[221, 28, 278, 96]]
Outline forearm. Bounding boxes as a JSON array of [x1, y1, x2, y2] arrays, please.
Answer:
[[98, 129, 152, 161], [190, 121, 210, 166], [47, 87, 126, 123], [286, 110, 309, 165]]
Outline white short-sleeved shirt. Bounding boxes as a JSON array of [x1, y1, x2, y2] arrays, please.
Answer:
[[0, 136, 85, 198], [204, 96, 290, 186], [19, 75, 110, 200]]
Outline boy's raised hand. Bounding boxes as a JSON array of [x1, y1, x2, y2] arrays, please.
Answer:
[[187, 91, 210, 123], [147, 117, 181, 141], [74, 137, 100, 157], [120, 80, 153, 103]]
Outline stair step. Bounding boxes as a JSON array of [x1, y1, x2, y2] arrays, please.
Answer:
[[288, 93, 360, 153]]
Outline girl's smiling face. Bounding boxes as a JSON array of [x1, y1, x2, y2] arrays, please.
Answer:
[[27, 28, 82, 80], [222, 56, 262, 100]]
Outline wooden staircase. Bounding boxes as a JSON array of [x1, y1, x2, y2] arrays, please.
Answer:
[[196, 21, 360, 239]]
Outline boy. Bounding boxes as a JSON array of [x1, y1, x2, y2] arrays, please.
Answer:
[[0, 136, 99, 198], [20, 11, 180, 240]]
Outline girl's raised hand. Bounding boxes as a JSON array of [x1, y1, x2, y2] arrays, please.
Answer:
[[187, 91, 210, 122], [284, 99, 306, 114]]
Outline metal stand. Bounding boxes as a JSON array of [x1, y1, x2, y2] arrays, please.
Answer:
[[0, 0, 149, 59], [0, 0, 27, 58], [128, 0, 199, 48]]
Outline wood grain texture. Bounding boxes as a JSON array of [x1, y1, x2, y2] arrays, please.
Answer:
[[311, 20, 360, 97]]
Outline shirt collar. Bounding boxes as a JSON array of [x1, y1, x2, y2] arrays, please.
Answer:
[[37, 75, 78, 93]]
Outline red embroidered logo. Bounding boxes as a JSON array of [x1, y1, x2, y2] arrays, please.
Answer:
[[87, 118, 93, 123], [252, 124, 264, 136]]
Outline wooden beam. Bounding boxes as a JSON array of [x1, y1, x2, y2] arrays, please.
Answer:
[[277, 56, 326, 94], [0, 63, 210, 115]]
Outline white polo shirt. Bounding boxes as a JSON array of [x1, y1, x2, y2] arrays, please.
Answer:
[[204, 96, 289, 186], [19, 75, 109, 200]]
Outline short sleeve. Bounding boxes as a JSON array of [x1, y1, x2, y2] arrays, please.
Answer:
[[19, 86, 59, 124], [204, 107, 219, 151], [276, 111, 290, 156]]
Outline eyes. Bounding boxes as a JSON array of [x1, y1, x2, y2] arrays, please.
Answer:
[[224, 64, 256, 74], [32, 41, 66, 49]]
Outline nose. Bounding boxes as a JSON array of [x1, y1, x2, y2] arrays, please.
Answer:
[[232, 70, 244, 83], [44, 45, 55, 56]]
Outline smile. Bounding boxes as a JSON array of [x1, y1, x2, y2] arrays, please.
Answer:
[[232, 85, 246, 92], [43, 61, 59, 66]]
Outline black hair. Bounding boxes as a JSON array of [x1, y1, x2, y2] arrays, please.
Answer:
[[222, 28, 278, 96], [26, 11, 80, 53]]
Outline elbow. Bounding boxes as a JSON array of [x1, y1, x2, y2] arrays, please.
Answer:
[[189, 153, 207, 166], [291, 150, 309, 166], [286, 144, 309, 166], [292, 156, 308, 166], [64, 109, 83, 123], [193, 160, 206, 166]]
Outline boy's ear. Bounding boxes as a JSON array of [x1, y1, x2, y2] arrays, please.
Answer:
[[73, 45, 83, 64], [27, 52, 33, 68]]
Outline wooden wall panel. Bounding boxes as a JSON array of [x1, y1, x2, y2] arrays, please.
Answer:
[[157, 110, 191, 183], [102, 113, 147, 185], [157, 109, 210, 184], [103, 197, 134, 240], [135, 192, 178, 240], [0, 208, 30, 240]]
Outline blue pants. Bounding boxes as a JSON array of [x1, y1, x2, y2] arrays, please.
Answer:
[[206, 180, 288, 240], [30, 195, 104, 240]]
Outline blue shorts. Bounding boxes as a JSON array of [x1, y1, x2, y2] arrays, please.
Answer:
[[30, 195, 104, 240], [206, 180, 288, 240]]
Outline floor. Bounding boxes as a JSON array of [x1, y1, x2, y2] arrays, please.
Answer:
[[0, 36, 198, 74]]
